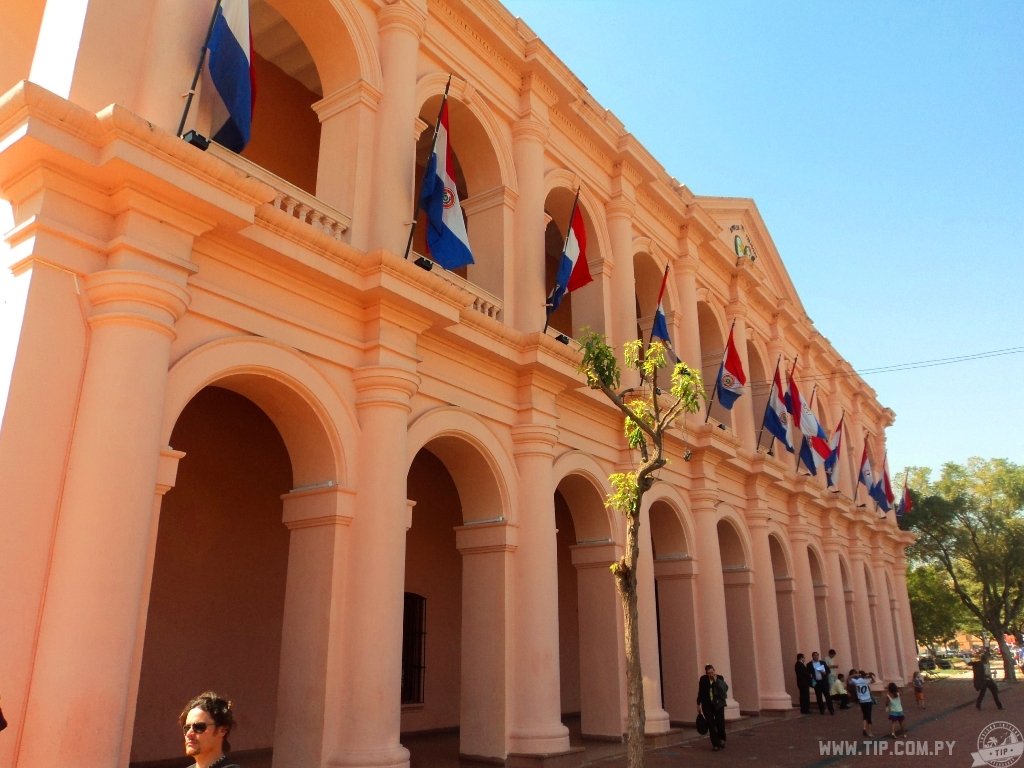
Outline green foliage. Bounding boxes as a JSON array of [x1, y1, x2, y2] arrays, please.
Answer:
[[905, 458, 1024, 673], [907, 564, 969, 648], [578, 329, 620, 391], [669, 361, 703, 413], [607, 471, 640, 517]]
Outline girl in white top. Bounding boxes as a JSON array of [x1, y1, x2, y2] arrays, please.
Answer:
[[886, 682, 906, 737]]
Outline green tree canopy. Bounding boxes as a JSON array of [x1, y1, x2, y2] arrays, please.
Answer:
[[904, 458, 1024, 678], [907, 563, 969, 652]]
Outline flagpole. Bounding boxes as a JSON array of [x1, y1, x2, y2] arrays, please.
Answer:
[[176, 0, 224, 139], [404, 75, 452, 261], [757, 355, 783, 451], [543, 186, 580, 333]]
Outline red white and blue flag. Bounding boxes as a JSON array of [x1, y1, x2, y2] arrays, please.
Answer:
[[896, 477, 913, 518], [207, 0, 255, 153], [715, 326, 746, 410], [650, 266, 671, 346], [419, 97, 474, 270], [870, 453, 895, 513], [858, 442, 874, 494], [762, 364, 794, 452], [824, 415, 844, 488], [797, 405, 831, 475], [547, 194, 591, 313]]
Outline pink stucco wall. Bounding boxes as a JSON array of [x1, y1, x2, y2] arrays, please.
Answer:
[[0, 2, 917, 768]]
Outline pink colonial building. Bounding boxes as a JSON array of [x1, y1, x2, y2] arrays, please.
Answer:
[[0, 1, 915, 767]]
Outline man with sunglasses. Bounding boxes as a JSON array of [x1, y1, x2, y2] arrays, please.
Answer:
[[178, 691, 240, 768]]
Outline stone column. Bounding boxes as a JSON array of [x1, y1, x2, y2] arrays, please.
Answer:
[[456, 521, 515, 759], [328, 365, 419, 768], [674, 245, 701, 371], [892, 553, 918, 680], [313, 81, 383, 250], [747, 510, 794, 710], [508, 422, 571, 755], [872, 553, 901, 683], [848, 542, 879, 674], [370, 0, 426, 255], [636, 504, 672, 733], [572, 543, 625, 739], [606, 196, 639, 385], [822, 534, 853, 666], [652, 557, 699, 721], [275, 485, 355, 768], [18, 268, 190, 768], [788, 518, 823, 656], [691, 488, 739, 717], [509, 81, 551, 333]]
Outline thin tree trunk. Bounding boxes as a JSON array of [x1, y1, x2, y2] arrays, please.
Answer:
[[616, 504, 646, 768]]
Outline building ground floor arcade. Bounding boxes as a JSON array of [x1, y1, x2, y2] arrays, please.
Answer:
[[1, 333, 916, 768]]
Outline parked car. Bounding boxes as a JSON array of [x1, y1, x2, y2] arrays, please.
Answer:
[[936, 658, 953, 669], [918, 657, 936, 670]]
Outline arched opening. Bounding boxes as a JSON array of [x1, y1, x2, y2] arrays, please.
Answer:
[[697, 303, 731, 430], [769, 534, 798, 704], [412, 93, 505, 300], [633, 252, 665, 345], [717, 519, 757, 711], [130, 386, 292, 765], [554, 472, 621, 742], [808, 547, 831, 652], [403, 429, 511, 763], [650, 499, 697, 722], [544, 191, 603, 340]]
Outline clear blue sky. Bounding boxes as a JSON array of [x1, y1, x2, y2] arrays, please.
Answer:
[[502, 0, 1024, 476]]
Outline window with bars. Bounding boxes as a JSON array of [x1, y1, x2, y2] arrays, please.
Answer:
[[401, 592, 427, 705]]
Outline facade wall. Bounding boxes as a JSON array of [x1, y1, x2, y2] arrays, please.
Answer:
[[0, 1, 915, 767]]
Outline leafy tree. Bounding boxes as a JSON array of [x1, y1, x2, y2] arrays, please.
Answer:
[[576, 331, 703, 768], [904, 458, 1024, 680], [906, 563, 968, 653]]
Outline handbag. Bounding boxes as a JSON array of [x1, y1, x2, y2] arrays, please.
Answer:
[[695, 711, 708, 735]]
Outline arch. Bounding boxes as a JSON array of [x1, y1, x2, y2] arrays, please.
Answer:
[[646, 484, 695, 558], [406, 406, 516, 525], [714, 505, 753, 569], [163, 336, 353, 488], [552, 450, 616, 543], [415, 73, 515, 192], [264, 0, 381, 94]]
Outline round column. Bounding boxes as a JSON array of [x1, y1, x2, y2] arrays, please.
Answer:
[[328, 367, 418, 768], [370, 1, 425, 255], [510, 116, 548, 333], [822, 534, 853, 667], [508, 423, 571, 755], [848, 542, 880, 674], [788, 520, 824, 655], [691, 489, 739, 717], [746, 510, 794, 710], [18, 269, 189, 768]]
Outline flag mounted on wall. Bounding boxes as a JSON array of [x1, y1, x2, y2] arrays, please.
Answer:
[[418, 89, 474, 270], [896, 475, 913, 519], [650, 265, 671, 347], [713, 324, 746, 410], [762, 362, 794, 452], [546, 190, 592, 317], [825, 415, 844, 488], [206, 0, 256, 152], [870, 453, 895, 513]]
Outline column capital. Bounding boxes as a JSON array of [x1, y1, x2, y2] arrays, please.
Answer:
[[84, 269, 191, 338], [353, 365, 419, 408], [606, 197, 635, 221], [512, 115, 549, 144], [377, 0, 427, 37]]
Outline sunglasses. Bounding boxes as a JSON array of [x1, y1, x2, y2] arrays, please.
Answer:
[[183, 722, 212, 735]]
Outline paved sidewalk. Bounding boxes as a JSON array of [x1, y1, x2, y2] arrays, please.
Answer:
[[593, 677, 1021, 768]]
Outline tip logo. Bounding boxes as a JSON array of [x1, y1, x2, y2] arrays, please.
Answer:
[[972, 721, 1024, 768]]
